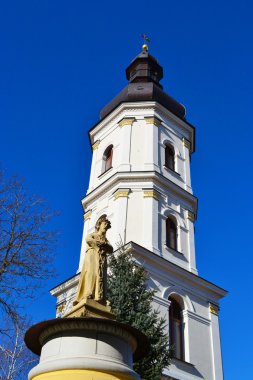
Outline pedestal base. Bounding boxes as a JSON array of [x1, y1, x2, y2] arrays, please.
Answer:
[[28, 369, 135, 379], [25, 318, 149, 380], [64, 298, 116, 320]]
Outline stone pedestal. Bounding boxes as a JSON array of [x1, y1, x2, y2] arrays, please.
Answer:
[[64, 298, 116, 320], [25, 317, 149, 380]]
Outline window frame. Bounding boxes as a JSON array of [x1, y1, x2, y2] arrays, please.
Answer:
[[169, 297, 184, 361], [166, 217, 178, 251], [102, 145, 113, 174], [164, 144, 175, 172]]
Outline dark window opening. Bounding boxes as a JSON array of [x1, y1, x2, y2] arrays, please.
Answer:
[[102, 145, 113, 173], [169, 297, 184, 360], [165, 145, 175, 171], [166, 217, 177, 251]]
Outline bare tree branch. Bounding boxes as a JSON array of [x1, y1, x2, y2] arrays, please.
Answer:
[[0, 169, 57, 327], [0, 317, 38, 380]]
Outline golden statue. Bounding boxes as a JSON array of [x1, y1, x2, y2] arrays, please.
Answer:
[[73, 214, 113, 307]]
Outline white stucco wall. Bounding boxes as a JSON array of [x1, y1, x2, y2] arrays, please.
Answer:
[[87, 102, 194, 194], [80, 102, 197, 273]]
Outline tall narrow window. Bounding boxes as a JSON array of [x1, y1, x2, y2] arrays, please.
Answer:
[[169, 297, 184, 360], [165, 145, 175, 171], [102, 145, 113, 173], [166, 217, 177, 251]]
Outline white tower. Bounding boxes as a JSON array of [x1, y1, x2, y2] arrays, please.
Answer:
[[51, 46, 227, 380]]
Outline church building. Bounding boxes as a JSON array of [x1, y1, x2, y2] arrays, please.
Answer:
[[51, 45, 227, 380]]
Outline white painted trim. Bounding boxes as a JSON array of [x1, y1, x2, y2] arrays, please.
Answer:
[[83, 171, 198, 213], [183, 310, 211, 326], [89, 102, 195, 151], [162, 287, 194, 312], [127, 242, 227, 299], [153, 294, 171, 308], [162, 207, 184, 228]]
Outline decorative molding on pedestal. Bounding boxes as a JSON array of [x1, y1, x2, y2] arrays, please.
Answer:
[[209, 303, 219, 316], [144, 116, 162, 127], [143, 189, 160, 200], [64, 298, 115, 320], [25, 318, 149, 380], [118, 117, 136, 127]]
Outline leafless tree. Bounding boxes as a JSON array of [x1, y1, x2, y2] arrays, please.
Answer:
[[0, 169, 57, 325], [0, 318, 38, 380]]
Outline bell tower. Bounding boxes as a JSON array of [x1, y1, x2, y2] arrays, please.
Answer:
[[51, 45, 227, 380]]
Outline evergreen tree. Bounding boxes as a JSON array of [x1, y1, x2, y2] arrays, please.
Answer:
[[107, 247, 172, 380]]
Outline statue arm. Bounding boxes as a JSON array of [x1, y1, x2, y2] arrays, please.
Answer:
[[86, 233, 99, 248]]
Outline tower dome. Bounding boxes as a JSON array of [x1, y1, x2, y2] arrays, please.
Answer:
[[100, 48, 186, 120]]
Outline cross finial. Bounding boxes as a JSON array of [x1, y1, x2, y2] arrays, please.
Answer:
[[141, 33, 150, 52]]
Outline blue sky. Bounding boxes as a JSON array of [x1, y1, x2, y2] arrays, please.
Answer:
[[0, 1, 252, 378]]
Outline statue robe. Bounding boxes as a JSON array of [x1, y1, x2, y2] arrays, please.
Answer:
[[74, 232, 113, 305]]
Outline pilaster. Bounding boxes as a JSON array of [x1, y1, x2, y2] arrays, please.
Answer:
[[182, 138, 192, 193], [186, 210, 197, 274], [118, 118, 135, 172], [209, 303, 224, 380], [113, 188, 130, 245], [88, 140, 100, 192], [144, 117, 161, 172], [142, 189, 160, 253]]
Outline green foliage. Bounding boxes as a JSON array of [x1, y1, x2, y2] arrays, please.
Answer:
[[107, 247, 172, 380]]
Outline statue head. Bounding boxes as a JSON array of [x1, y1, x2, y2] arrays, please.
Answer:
[[95, 214, 111, 234]]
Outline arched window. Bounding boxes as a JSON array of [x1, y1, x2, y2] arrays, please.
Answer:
[[102, 145, 113, 173], [165, 145, 175, 171], [169, 297, 184, 360], [166, 217, 177, 251]]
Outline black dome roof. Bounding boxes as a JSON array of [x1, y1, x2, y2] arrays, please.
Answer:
[[100, 49, 186, 120]]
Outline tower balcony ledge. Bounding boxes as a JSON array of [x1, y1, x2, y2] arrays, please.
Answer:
[[83, 170, 197, 214]]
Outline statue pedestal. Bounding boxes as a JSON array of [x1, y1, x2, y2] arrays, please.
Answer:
[[25, 317, 149, 380], [64, 298, 116, 319]]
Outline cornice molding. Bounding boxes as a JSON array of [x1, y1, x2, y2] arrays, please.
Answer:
[[153, 295, 171, 308], [83, 171, 198, 212], [51, 241, 227, 305], [183, 310, 211, 326], [50, 274, 80, 297], [88, 102, 195, 152], [120, 241, 228, 300]]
